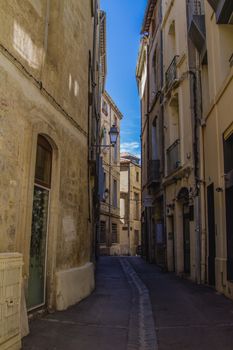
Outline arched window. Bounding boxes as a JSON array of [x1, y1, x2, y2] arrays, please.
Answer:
[[27, 135, 52, 310], [35, 135, 52, 187], [169, 94, 179, 145]]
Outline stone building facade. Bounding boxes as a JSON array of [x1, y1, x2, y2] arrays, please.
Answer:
[[99, 91, 122, 255], [136, 0, 166, 267], [120, 154, 141, 256], [138, 0, 199, 278], [187, 0, 233, 298], [137, 0, 233, 300], [0, 0, 105, 347]]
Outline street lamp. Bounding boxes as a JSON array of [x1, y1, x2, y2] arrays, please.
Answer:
[[91, 124, 119, 149], [109, 124, 119, 146]]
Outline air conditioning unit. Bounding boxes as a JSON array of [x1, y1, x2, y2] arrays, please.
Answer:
[[0, 253, 23, 350]]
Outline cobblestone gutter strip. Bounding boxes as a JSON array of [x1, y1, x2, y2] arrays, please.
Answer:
[[120, 258, 158, 350]]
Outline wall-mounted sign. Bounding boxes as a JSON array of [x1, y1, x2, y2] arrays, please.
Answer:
[[143, 195, 154, 207]]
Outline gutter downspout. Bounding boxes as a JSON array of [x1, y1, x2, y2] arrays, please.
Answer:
[[198, 68, 206, 284], [146, 38, 151, 262], [91, 0, 99, 261], [188, 69, 201, 284], [159, 3, 167, 270]]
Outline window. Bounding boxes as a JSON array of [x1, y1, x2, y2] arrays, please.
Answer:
[[224, 133, 233, 174], [134, 230, 139, 246], [112, 223, 118, 243], [112, 180, 117, 208], [103, 172, 106, 190], [136, 171, 139, 182], [102, 100, 108, 116], [35, 135, 52, 187], [152, 119, 159, 160], [113, 140, 118, 162], [113, 117, 118, 162], [100, 221, 106, 243], [169, 95, 179, 145], [120, 197, 125, 222], [102, 172, 106, 201], [102, 127, 107, 146], [134, 192, 140, 220], [153, 49, 157, 80]]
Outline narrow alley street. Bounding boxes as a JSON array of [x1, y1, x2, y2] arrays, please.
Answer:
[[23, 257, 233, 350]]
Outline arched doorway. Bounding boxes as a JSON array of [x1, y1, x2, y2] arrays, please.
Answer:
[[27, 135, 52, 310], [177, 187, 190, 274]]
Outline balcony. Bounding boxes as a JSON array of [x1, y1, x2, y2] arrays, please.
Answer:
[[207, 0, 233, 24], [166, 139, 181, 175], [188, 1, 207, 64], [165, 56, 179, 92], [147, 159, 160, 186]]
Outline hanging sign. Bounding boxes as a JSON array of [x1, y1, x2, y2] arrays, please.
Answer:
[[143, 195, 154, 207]]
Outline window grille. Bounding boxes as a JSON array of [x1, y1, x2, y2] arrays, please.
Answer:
[[100, 221, 106, 243], [112, 223, 118, 243]]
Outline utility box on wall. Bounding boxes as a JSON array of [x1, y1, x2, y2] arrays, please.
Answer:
[[0, 253, 23, 350]]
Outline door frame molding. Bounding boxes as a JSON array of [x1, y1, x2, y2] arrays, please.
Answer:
[[16, 122, 61, 312]]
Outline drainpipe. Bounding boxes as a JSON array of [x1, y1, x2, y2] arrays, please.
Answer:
[[146, 38, 151, 262], [188, 69, 201, 284], [91, 0, 99, 261], [159, 3, 167, 270], [197, 68, 207, 284]]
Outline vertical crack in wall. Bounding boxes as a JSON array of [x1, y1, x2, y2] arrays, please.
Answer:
[[120, 258, 158, 350]]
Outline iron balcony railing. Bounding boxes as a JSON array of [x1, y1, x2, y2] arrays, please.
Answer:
[[207, 0, 218, 10], [147, 159, 160, 185], [165, 55, 179, 91], [188, 0, 206, 62], [207, 0, 233, 24], [188, 0, 205, 17], [166, 139, 180, 175]]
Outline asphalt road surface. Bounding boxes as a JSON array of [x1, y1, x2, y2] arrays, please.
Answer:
[[23, 256, 233, 350]]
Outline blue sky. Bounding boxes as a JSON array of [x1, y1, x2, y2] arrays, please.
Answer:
[[100, 0, 147, 158]]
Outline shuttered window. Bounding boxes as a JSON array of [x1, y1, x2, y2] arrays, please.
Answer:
[[134, 230, 139, 246], [100, 221, 106, 243], [112, 223, 118, 243], [224, 133, 233, 173]]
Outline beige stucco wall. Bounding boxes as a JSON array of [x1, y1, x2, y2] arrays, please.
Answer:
[[0, 0, 96, 341], [202, 2, 233, 299], [120, 162, 141, 256], [162, 0, 197, 280], [99, 92, 121, 255]]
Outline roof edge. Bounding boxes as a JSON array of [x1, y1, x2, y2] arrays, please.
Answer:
[[141, 0, 157, 34]]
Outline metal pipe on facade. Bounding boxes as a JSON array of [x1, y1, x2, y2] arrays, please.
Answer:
[[188, 69, 201, 284], [146, 36, 151, 262]]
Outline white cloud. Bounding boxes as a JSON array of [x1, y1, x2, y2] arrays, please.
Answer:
[[120, 141, 140, 153], [134, 153, 141, 159]]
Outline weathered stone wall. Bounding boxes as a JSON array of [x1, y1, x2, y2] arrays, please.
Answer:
[[0, 0, 92, 131], [203, 2, 233, 299], [0, 0, 94, 311], [99, 92, 122, 254]]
